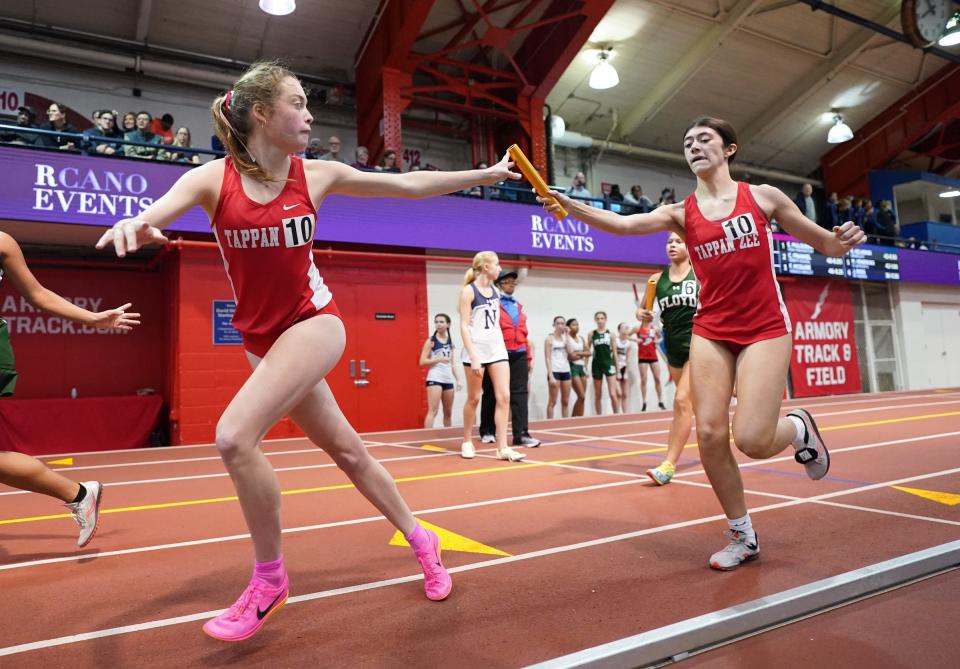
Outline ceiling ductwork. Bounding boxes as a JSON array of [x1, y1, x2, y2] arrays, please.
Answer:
[[0, 32, 238, 90]]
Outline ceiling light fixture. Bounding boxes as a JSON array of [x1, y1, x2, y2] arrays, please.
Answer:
[[939, 13, 960, 46], [938, 189, 960, 198], [589, 48, 620, 90], [827, 113, 853, 144], [259, 0, 296, 16], [550, 114, 566, 139]]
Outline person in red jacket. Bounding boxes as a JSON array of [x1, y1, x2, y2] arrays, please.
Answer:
[[478, 269, 540, 448]]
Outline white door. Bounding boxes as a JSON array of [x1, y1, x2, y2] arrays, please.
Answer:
[[920, 303, 960, 389]]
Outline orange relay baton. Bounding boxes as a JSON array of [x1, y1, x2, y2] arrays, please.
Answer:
[[643, 275, 658, 311], [507, 144, 568, 220]]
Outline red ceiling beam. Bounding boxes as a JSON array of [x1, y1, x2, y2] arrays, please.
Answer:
[[513, 0, 616, 99], [354, 0, 436, 162], [355, 0, 613, 177]]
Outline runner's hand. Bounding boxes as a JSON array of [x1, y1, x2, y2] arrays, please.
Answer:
[[832, 221, 865, 249], [96, 219, 168, 257], [90, 303, 141, 331]]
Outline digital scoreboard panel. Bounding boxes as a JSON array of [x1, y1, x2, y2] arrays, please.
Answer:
[[772, 239, 901, 281]]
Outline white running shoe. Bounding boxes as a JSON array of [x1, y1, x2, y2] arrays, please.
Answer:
[[65, 481, 103, 547], [480, 434, 496, 444], [709, 530, 759, 571], [788, 409, 830, 480], [496, 446, 527, 462], [460, 441, 476, 459], [518, 436, 541, 448]]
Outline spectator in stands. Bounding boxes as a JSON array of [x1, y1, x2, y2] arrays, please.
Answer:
[[320, 135, 345, 162], [793, 183, 817, 224], [875, 200, 898, 245], [852, 197, 866, 229], [658, 187, 676, 207], [37, 102, 79, 151], [608, 184, 624, 203], [0, 105, 38, 145], [83, 110, 120, 155], [159, 126, 201, 164], [379, 148, 401, 173], [350, 146, 370, 170], [838, 196, 854, 226], [211, 133, 225, 153], [123, 111, 161, 159], [91, 109, 102, 125], [304, 137, 323, 159], [824, 191, 840, 229], [568, 172, 592, 198], [861, 199, 877, 240], [150, 113, 175, 145], [623, 185, 654, 212], [121, 111, 137, 134]]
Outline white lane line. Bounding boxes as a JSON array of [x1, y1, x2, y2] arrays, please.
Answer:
[[0, 450, 468, 497], [532, 397, 960, 436], [673, 431, 960, 479], [22, 390, 959, 460], [23, 393, 956, 474], [4, 463, 960, 657], [670, 479, 960, 527], [0, 478, 641, 572], [25, 442, 415, 476]]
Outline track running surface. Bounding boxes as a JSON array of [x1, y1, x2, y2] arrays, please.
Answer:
[[1, 389, 958, 667]]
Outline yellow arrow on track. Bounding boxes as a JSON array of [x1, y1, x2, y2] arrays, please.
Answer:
[[891, 486, 960, 506], [390, 519, 510, 556]]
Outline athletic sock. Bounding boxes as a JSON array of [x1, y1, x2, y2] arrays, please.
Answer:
[[405, 523, 430, 553], [69, 484, 87, 505], [727, 514, 756, 543], [253, 555, 286, 588], [786, 414, 807, 449]]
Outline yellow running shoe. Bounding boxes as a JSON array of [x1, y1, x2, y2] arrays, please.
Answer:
[[646, 461, 675, 486]]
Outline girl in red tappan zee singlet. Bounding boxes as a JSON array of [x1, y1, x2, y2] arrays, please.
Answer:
[[97, 60, 520, 642], [540, 116, 865, 572]]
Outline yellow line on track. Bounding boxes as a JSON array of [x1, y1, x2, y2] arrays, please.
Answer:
[[1, 411, 955, 526]]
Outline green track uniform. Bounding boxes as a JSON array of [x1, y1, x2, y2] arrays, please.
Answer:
[[590, 329, 615, 379], [656, 267, 699, 369], [0, 269, 15, 396]]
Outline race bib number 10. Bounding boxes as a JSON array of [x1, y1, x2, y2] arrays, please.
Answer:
[[721, 213, 756, 242], [282, 214, 316, 247]]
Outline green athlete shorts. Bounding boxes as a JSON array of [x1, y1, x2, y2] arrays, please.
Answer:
[[0, 319, 17, 396], [570, 364, 586, 378], [591, 361, 616, 380], [664, 341, 690, 369]]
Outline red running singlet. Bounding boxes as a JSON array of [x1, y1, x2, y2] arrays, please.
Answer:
[[683, 182, 790, 345], [636, 327, 658, 361], [212, 157, 336, 355]]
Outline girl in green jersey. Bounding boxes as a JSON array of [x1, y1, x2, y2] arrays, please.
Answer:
[[586, 311, 622, 414], [638, 232, 699, 484]]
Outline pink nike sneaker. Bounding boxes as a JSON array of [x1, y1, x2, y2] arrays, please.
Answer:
[[202, 575, 289, 642], [413, 528, 452, 601]]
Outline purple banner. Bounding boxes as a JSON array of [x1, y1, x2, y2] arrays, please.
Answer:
[[898, 248, 960, 285], [0, 146, 667, 265], [1, 146, 958, 284]]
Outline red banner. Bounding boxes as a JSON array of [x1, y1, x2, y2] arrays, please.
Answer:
[[785, 279, 861, 397]]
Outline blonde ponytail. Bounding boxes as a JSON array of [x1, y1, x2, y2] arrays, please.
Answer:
[[210, 60, 296, 184], [464, 251, 497, 286]]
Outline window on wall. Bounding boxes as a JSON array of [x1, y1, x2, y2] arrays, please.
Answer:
[[853, 282, 902, 393]]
